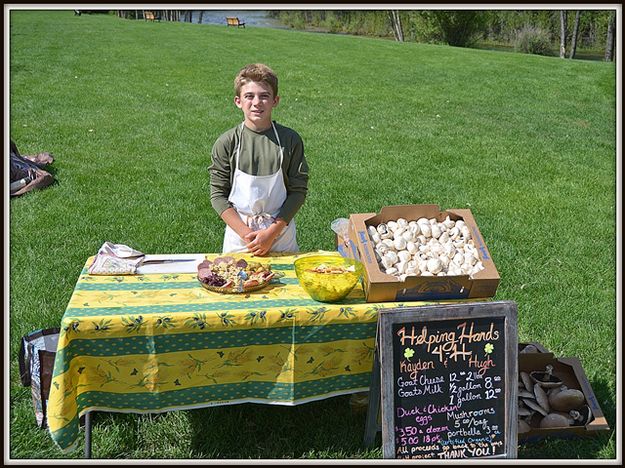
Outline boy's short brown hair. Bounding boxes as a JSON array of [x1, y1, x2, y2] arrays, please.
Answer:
[[234, 63, 278, 97]]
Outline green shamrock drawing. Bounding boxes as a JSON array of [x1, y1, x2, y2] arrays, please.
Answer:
[[484, 343, 494, 354], [404, 348, 415, 360]]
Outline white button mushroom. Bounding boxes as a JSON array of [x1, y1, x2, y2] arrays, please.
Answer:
[[431, 224, 442, 239], [375, 242, 389, 255], [429, 241, 443, 256], [401, 230, 414, 243], [392, 229, 405, 242], [408, 223, 420, 236], [381, 256, 394, 270], [405, 267, 420, 276], [426, 258, 443, 275], [398, 250, 412, 263], [384, 250, 398, 265], [442, 243, 456, 257], [443, 216, 455, 229], [382, 238, 395, 250], [393, 237, 407, 251]]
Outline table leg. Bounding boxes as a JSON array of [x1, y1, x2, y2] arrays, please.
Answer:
[[84, 411, 93, 458], [363, 351, 381, 447]]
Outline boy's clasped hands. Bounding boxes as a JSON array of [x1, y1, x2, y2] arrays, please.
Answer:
[[243, 218, 288, 256]]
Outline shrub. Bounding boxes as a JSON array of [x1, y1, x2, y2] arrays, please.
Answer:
[[514, 25, 553, 56], [424, 11, 489, 47]]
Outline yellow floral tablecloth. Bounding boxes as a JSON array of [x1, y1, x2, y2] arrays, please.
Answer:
[[48, 252, 456, 452]]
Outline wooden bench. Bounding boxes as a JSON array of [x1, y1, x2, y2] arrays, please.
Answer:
[[144, 11, 156, 22], [226, 17, 246, 28]]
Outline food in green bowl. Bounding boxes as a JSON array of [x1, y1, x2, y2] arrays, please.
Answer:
[[294, 255, 363, 302]]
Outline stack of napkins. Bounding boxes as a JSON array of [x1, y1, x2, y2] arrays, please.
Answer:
[[88, 242, 145, 275], [88, 242, 205, 275]]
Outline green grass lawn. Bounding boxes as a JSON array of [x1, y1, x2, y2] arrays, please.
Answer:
[[8, 10, 617, 460]]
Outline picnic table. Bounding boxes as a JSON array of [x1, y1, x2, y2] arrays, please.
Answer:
[[47, 251, 460, 453]]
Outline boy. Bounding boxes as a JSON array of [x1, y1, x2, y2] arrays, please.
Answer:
[[209, 64, 309, 256]]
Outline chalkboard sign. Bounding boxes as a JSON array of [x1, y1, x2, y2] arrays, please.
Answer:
[[366, 301, 518, 459]]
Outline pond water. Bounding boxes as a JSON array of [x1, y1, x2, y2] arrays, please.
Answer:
[[180, 10, 289, 30]]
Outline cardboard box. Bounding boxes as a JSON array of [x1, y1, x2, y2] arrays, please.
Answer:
[[340, 204, 500, 302], [518, 353, 610, 442]]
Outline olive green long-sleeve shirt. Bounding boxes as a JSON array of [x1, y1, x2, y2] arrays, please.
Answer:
[[209, 122, 309, 224]]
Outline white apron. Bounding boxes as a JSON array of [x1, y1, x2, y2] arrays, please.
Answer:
[[222, 122, 298, 253]]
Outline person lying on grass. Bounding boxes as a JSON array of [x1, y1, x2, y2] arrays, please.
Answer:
[[209, 63, 309, 256]]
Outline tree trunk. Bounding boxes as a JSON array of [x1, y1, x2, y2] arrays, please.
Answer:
[[388, 10, 404, 42], [569, 11, 581, 59], [559, 10, 568, 58], [605, 10, 616, 62], [395, 11, 404, 42], [199, 10, 204, 24]]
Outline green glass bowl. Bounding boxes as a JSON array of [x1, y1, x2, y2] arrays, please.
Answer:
[[294, 255, 363, 303]]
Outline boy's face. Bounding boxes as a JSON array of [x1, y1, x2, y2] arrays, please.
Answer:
[[234, 81, 280, 131]]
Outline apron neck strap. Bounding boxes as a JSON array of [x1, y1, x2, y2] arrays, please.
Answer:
[[270, 122, 284, 167], [235, 122, 284, 170], [235, 122, 245, 171]]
